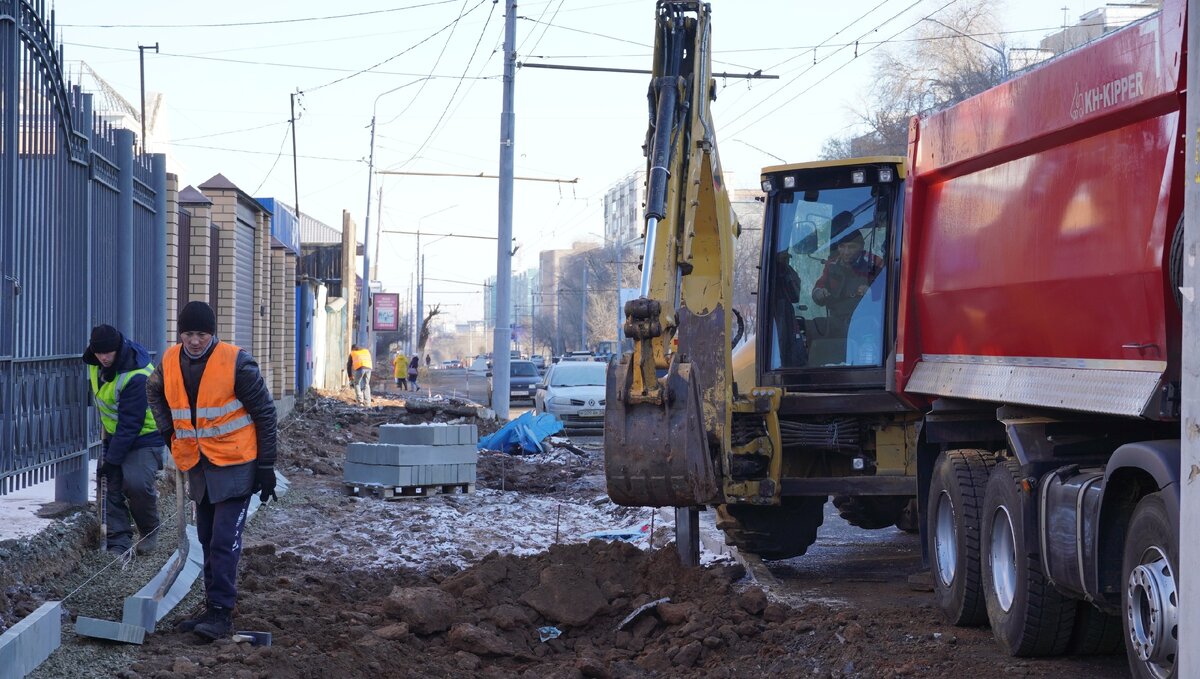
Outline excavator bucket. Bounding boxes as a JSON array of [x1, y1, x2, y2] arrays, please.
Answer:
[[604, 354, 723, 507]]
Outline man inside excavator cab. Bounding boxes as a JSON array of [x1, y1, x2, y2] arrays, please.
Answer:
[[812, 213, 884, 319]]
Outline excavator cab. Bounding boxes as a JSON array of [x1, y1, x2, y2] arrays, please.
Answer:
[[758, 158, 904, 392]]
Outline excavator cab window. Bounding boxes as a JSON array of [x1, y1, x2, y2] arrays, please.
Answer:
[[764, 169, 895, 374]]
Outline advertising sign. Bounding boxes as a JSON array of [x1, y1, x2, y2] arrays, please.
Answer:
[[373, 292, 400, 331]]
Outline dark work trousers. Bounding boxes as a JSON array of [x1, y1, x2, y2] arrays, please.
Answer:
[[105, 444, 164, 551], [195, 492, 252, 610]]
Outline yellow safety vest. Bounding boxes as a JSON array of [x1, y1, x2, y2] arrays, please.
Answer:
[[88, 364, 157, 436]]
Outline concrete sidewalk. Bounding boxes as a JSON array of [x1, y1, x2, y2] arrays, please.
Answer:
[[0, 459, 99, 543]]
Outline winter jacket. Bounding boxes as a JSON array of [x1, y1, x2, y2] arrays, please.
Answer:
[[82, 338, 165, 465], [146, 338, 277, 503], [393, 355, 409, 378]]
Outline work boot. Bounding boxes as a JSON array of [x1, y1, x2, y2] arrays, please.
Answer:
[[176, 604, 217, 633], [193, 605, 233, 641], [135, 534, 157, 555]]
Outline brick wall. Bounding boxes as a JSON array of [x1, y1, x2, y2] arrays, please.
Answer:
[[165, 175, 180, 339], [185, 203, 212, 310]]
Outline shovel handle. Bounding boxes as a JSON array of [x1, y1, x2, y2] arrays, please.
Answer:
[[98, 471, 108, 552]]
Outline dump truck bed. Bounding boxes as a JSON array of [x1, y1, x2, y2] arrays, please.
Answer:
[[896, 0, 1186, 419]]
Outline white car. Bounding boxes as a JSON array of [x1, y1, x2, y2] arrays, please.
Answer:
[[535, 361, 607, 433]]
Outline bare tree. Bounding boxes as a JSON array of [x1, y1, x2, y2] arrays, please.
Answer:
[[416, 304, 443, 358], [822, 0, 1009, 159]]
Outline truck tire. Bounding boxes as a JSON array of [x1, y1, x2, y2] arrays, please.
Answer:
[[716, 496, 826, 560], [981, 458, 1076, 656], [832, 495, 908, 530], [1068, 603, 1124, 655], [927, 449, 996, 626], [1122, 491, 1178, 679]]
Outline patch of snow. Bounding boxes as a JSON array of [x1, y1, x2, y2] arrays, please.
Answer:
[[0, 460, 98, 542]]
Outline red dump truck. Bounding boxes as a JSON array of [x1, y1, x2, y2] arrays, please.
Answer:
[[900, 2, 1184, 674]]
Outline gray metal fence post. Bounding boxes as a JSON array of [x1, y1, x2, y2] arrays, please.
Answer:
[[152, 153, 168, 353], [115, 129, 135, 335]]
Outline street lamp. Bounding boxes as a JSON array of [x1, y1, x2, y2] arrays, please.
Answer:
[[359, 77, 433, 348]]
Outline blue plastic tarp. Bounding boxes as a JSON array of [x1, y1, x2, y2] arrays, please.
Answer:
[[477, 411, 564, 454]]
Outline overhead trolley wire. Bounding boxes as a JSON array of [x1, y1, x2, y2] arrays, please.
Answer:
[[301, 0, 489, 94], [727, 0, 963, 138], [390, 0, 501, 167], [720, 0, 932, 129]]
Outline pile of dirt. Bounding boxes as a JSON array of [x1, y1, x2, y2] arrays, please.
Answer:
[[110, 539, 1011, 679], [475, 447, 604, 498]]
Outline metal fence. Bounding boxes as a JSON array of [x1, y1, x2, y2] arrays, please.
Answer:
[[1, 0, 166, 496]]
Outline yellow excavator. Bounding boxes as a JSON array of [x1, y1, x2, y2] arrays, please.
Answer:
[[605, 0, 918, 562]]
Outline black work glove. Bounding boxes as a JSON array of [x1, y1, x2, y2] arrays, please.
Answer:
[[254, 465, 278, 503], [100, 460, 120, 480]]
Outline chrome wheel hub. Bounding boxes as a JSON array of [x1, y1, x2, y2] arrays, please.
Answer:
[[989, 505, 1017, 613], [1127, 546, 1178, 678], [934, 491, 957, 587]]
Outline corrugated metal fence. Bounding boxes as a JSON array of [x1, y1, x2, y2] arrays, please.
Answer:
[[1, 0, 166, 495]]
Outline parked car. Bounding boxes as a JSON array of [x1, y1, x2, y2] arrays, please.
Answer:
[[488, 360, 540, 403], [442, 359, 463, 370], [530, 354, 546, 371], [468, 356, 490, 375], [535, 362, 607, 433], [560, 351, 594, 362]]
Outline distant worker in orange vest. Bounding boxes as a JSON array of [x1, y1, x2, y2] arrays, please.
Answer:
[[346, 344, 374, 406], [393, 353, 409, 390], [146, 301, 278, 642]]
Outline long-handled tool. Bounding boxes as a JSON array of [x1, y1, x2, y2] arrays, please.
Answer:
[[98, 470, 108, 553]]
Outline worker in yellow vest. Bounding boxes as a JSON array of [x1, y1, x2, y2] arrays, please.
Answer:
[[393, 353, 409, 390], [346, 344, 374, 406], [146, 301, 278, 641], [82, 324, 165, 557]]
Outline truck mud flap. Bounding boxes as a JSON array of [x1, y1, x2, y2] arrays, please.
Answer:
[[604, 355, 722, 507]]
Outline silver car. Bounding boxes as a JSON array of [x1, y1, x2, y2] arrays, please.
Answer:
[[535, 361, 607, 433]]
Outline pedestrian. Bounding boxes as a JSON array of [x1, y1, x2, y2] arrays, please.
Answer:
[[146, 301, 278, 642], [408, 354, 420, 391], [346, 343, 374, 406], [83, 324, 165, 557], [425, 354, 431, 368], [393, 352, 409, 390]]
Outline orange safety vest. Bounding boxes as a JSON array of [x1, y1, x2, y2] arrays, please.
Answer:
[[163, 342, 258, 471], [351, 348, 373, 371]]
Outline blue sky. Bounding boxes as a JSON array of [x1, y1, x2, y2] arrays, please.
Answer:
[[54, 0, 1090, 321]]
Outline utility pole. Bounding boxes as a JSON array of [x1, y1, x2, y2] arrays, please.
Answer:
[[358, 117, 377, 347], [491, 0, 517, 419], [137, 42, 159, 152], [374, 184, 383, 285], [290, 91, 301, 217], [580, 264, 588, 350], [417, 253, 425, 354], [1178, 2, 1199, 674]]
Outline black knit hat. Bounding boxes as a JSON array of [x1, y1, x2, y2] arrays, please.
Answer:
[[178, 301, 217, 335], [88, 324, 123, 354]]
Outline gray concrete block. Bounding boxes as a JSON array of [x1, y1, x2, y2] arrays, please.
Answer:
[[0, 602, 62, 679], [123, 526, 204, 632], [347, 443, 477, 466], [379, 423, 475, 446], [73, 616, 145, 645]]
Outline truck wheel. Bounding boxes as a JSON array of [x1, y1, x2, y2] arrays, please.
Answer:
[[1068, 603, 1124, 655], [1122, 491, 1178, 679], [832, 495, 908, 529], [927, 449, 996, 626], [716, 496, 826, 560], [981, 458, 1075, 656]]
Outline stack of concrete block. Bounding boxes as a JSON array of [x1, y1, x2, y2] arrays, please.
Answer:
[[344, 423, 479, 494]]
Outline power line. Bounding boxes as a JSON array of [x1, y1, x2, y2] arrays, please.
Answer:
[[379, 0, 483, 128], [63, 41, 500, 80], [728, 0, 964, 138], [301, 0, 489, 94], [59, 1, 458, 29], [253, 125, 293, 194], [171, 141, 361, 163], [170, 120, 288, 143], [721, 0, 930, 129]]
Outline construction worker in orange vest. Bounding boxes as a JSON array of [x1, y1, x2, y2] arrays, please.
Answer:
[[146, 301, 278, 642], [346, 343, 374, 406]]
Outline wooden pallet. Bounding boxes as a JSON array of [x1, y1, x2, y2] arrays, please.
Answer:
[[344, 482, 475, 500]]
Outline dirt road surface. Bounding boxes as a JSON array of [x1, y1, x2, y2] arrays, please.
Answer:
[[4, 388, 1134, 678]]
